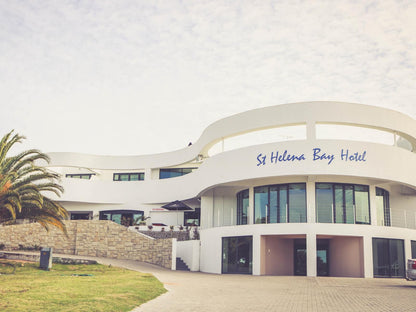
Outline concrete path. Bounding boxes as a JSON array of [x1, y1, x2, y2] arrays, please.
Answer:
[[4, 252, 416, 312]]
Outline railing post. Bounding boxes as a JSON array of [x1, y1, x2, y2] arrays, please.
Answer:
[[404, 210, 407, 228]]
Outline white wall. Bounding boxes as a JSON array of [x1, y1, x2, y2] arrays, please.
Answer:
[[149, 211, 183, 226], [262, 236, 294, 275], [329, 236, 363, 277], [176, 240, 200, 271], [47, 140, 416, 208]]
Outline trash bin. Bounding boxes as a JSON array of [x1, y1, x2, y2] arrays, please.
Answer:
[[40, 247, 52, 270]]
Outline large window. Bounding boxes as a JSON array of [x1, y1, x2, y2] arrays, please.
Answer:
[[99, 210, 144, 226], [376, 187, 391, 226], [373, 238, 405, 278], [316, 183, 370, 224], [236, 190, 249, 225], [222, 236, 252, 274], [254, 183, 306, 224], [159, 168, 196, 179], [113, 173, 144, 181]]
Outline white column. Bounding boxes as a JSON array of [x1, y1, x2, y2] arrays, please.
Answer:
[[307, 233, 317, 277], [150, 168, 160, 180], [307, 179, 316, 223], [307, 121, 316, 141], [405, 239, 412, 262], [200, 191, 214, 229], [171, 238, 177, 270], [252, 234, 261, 275], [144, 168, 152, 181], [363, 235, 373, 278], [248, 187, 254, 225], [369, 185, 378, 226]]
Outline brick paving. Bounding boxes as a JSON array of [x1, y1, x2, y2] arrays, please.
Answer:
[[120, 259, 416, 312], [5, 252, 416, 312]]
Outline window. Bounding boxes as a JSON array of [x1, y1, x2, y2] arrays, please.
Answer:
[[376, 187, 391, 226], [66, 173, 95, 179], [316, 183, 370, 224], [412, 241, 416, 259], [373, 238, 405, 278], [237, 190, 249, 225], [254, 183, 306, 224], [70, 212, 91, 220], [99, 210, 144, 226], [222, 236, 252, 274], [113, 173, 144, 181], [159, 168, 196, 179], [184, 208, 200, 226]]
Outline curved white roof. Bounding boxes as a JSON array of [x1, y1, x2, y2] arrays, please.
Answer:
[[47, 101, 416, 170]]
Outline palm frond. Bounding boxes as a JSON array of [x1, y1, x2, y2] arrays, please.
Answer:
[[0, 130, 67, 233]]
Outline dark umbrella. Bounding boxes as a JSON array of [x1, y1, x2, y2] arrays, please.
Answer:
[[162, 200, 193, 225]]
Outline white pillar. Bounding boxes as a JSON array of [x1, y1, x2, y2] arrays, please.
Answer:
[[363, 235, 373, 278], [307, 121, 316, 141], [306, 179, 316, 223], [405, 238, 412, 262], [307, 233, 317, 277], [252, 234, 261, 275], [144, 168, 152, 181], [171, 238, 177, 270], [248, 187, 254, 225], [369, 185, 378, 226], [200, 191, 214, 229]]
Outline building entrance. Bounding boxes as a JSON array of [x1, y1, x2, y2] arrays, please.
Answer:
[[293, 238, 330, 276]]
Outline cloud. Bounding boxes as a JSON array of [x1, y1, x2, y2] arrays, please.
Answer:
[[0, 0, 415, 155]]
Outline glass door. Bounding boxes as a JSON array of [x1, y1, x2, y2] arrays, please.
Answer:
[[317, 239, 329, 276], [294, 239, 307, 276], [222, 236, 253, 274], [373, 238, 405, 278]]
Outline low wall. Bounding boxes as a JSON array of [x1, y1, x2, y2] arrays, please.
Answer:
[[0, 220, 173, 269], [0, 252, 98, 265], [137, 230, 190, 241]]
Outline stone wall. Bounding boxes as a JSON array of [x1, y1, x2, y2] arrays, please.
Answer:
[[0, 220, 173, 269], [138, 230, 190, 241]]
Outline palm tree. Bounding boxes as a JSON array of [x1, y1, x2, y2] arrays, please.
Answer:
[[0, 130, 68, 232]]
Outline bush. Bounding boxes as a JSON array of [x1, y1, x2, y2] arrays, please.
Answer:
[[18, 244, 42, 251]]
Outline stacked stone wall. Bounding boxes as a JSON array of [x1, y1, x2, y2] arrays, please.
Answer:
[[138, 230, 190, 241], [0, 220, 173, 269], [0, 222, 77, 254]]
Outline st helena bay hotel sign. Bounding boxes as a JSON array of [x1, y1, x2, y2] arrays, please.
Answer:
[[256, 148, 367, 166]]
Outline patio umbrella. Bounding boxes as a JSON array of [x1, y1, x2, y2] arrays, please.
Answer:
[[162, 200, 193, 226]]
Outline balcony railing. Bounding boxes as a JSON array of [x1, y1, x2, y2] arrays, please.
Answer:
[[390, 208, 416, 229]]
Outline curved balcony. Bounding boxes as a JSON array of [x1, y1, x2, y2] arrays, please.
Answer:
[[53, 139, 416, 206]]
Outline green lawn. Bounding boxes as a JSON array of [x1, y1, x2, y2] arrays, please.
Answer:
[[0, 260, 166, 312]]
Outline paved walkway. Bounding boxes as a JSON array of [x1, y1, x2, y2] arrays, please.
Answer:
[[4, 252, 416, 312]]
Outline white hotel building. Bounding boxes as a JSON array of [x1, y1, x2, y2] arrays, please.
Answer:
[[46, 102, 416, 278]]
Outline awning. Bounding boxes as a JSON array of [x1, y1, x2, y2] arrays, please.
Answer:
[[162, 200, 193, 211]]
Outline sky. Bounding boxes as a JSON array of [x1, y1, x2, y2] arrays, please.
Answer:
[[1, 0, 415, 156]]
